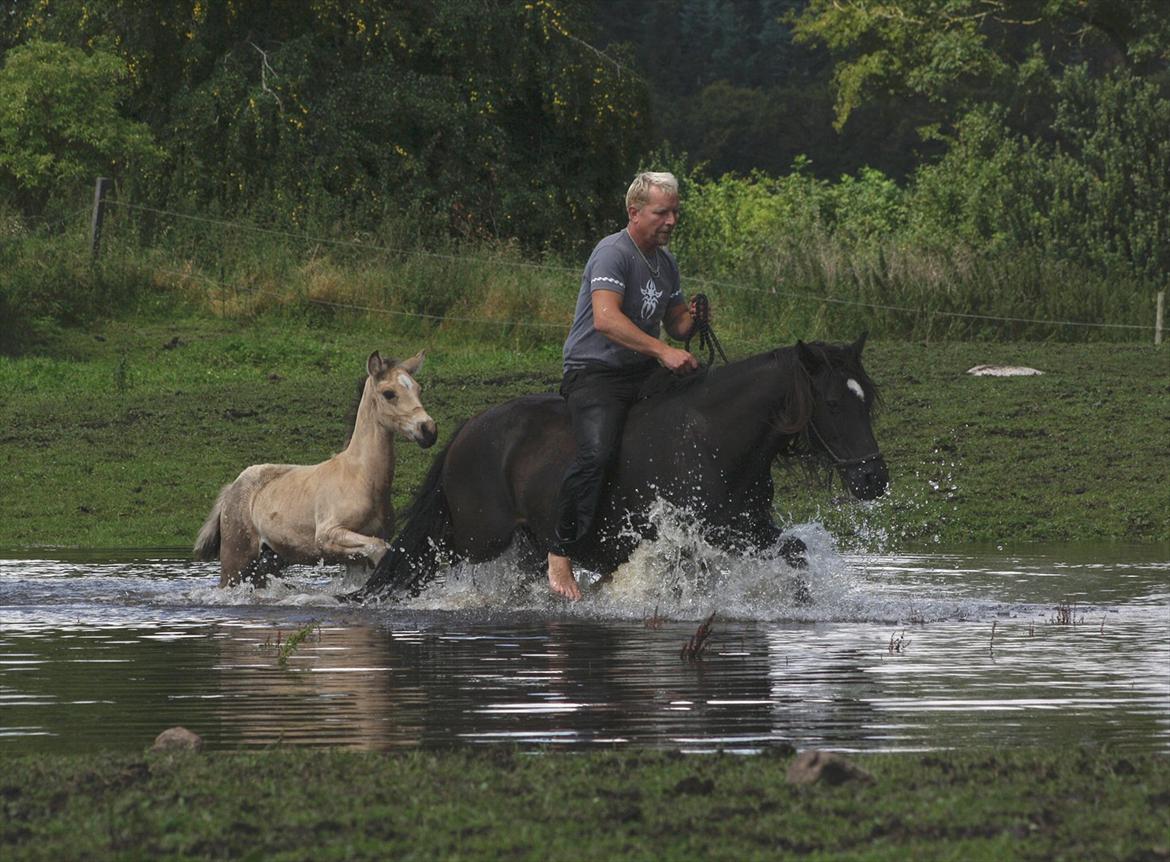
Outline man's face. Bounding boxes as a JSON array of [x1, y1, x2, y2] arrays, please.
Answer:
[[628, 186, 679, 250]]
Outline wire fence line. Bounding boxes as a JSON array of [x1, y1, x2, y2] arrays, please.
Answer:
[[150, 262, 569, 330], [0, 206, 91, 251], [101, 198, 1154, 334], [106, 200, 580, 276]]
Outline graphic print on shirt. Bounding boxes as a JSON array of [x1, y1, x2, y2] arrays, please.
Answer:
[[640, 279, 663, 320]]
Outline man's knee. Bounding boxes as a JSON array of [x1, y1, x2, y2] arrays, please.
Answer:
[[572, 447, 610, 478]]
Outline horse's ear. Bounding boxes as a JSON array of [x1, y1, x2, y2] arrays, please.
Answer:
[[367, 351, 387, 378], [796, 340, 823, 372], [851, 331, 869, 357], [399, 349, 426, 377]]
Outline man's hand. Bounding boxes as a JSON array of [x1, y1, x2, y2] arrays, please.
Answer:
[[688, 296, 713, 327], [660, 345, 699, 374]]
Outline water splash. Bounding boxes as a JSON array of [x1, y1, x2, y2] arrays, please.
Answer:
[[378, 499, 982, 624]]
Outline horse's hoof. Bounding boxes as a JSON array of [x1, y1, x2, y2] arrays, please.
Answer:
[[779, 537, 808, 569]]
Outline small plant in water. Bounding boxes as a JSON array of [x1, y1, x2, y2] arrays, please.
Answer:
[[1051, 602, 1084, 626], [680, 611, 716, 661], [644, 604, 665, 629], [278, 622, 320, 665], [260, 622, 320, 665], [888, 631, 910, 654]]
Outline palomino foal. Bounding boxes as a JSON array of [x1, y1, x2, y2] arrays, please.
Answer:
[[194, 350, 437, 586]]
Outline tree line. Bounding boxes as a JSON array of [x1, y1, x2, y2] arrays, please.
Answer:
[[1, 1, 1168, 340]]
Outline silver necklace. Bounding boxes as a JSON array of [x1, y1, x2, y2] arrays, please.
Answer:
[[625, 228, 661, 278]]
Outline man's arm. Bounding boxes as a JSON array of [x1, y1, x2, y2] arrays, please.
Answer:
[[591, 290, 698, 373], [663, 301, 697, 341]]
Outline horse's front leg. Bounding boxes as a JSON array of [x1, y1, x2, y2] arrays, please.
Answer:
[[316, 525, 391, 566], [745, 517, 807, 569]]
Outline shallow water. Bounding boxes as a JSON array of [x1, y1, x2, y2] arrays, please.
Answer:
[[2, 530, 1167, 754]]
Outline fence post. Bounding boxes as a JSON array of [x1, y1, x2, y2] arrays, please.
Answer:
[[89, 177, 113, 262], [1155, 291, 1164, 346]]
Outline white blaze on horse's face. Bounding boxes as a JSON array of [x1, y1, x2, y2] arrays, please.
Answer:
[[847, 379, 866, 401]]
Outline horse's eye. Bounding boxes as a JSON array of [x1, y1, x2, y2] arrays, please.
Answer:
[[382, 391, 397, 401]]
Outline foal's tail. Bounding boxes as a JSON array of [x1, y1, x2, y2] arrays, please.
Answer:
[[192, 485, 228, 561], [345, 443, 453, 602]]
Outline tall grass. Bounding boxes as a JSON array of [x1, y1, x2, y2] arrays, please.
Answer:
[[0, 187, 1156, 356]]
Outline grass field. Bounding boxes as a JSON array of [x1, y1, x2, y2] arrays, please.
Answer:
[[2, 311, 1168, 860], [1, 313, 1166, 550], [3, 747, 1168, 861]]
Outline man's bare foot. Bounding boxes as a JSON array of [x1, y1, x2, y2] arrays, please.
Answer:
[[547, 552, 581, 601]]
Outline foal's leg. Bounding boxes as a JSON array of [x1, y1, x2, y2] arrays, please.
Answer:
[[315, 526, 391, 566], [217, 484, 263, 587], [241, 544, 284, 587]]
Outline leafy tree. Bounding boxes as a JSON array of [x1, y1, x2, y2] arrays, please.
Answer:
[[593, 0, 934, 179], [2, 0, 651, 253], [791, 0, 1170, 132], [909, 66, 1170, 283], [0, 39, 160, 215]]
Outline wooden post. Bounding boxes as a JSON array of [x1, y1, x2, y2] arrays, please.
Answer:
[[89, 177, 113, 261], [1157, 291, 1165, 346]]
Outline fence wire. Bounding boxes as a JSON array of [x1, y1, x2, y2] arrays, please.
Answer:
[[101, 199, 1155, 335]]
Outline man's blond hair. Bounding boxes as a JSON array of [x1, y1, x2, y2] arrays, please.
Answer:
[[626, 171, 678, 211]]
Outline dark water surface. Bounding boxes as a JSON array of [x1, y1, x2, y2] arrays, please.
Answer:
[[2, 537, 1167, 754]]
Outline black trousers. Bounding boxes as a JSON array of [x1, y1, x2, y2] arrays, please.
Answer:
[[550, 362, 657, 558]]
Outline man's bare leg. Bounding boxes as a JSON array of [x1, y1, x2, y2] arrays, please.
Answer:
[[547, 552, 581, 601]]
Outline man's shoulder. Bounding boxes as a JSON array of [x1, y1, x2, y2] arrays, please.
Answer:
[[585, 231, 633, 280], [589, 230, 628, 258]]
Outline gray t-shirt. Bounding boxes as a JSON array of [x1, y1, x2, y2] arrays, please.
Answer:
[[562, 230, 685, 372]]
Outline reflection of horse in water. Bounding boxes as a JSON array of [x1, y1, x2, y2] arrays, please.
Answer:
[[195, 351, 436, 586], [352, 335, 887, 601], [209, 621, 812, 749]]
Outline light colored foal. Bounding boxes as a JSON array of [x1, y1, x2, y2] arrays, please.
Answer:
[[194, 350, 436, 586]]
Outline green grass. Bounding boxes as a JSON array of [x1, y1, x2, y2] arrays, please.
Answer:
[[1, 313, 1167, 550], [2, 748, 1167, 861]]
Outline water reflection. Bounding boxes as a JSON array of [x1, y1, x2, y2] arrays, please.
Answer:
[[0, 544, 1167, 754]]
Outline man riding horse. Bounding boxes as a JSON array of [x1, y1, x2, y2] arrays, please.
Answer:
[[548, 171, 704, 601], [348, 176, 888, 605]]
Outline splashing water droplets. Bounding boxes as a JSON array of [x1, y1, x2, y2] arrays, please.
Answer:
[[385, 498, 891, 622]]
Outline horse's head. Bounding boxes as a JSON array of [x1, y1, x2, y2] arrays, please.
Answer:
[[797, 333, 888, 500], [366, 350, 438, 448]]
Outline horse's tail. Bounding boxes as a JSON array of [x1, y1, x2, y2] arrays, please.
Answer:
[[193, 485, 228, 561], [346, 442, 453, 602]]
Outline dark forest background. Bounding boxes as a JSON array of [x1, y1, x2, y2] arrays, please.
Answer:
[[2, 1, 1168, 343]]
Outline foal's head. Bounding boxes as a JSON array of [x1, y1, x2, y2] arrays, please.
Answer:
[[364, 350, 438, 448]]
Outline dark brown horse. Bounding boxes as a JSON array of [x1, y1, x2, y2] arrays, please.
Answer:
[[350, 335, 888, 601]]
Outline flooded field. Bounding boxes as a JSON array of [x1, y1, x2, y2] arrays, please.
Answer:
[[2, 529, 1167, 754]]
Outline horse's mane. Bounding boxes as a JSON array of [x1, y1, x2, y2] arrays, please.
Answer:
[[793, 340, 883, 414], [638, 340, 880, 437], [635, 364, 709, 400]]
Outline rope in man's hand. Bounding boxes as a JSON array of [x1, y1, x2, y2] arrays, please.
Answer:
[[685, 293, 728, 366]]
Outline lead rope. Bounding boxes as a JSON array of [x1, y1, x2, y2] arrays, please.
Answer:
[[684, 293, 728, 366]]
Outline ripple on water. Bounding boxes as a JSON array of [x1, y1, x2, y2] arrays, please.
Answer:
[[1, 527, 1167, 754]]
